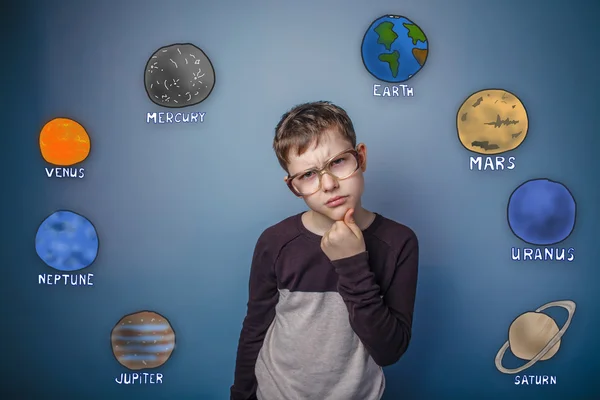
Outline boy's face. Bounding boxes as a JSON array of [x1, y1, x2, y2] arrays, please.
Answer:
[[286, 129, 367, 221]]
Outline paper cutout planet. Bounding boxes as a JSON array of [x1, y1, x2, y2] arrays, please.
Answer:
[[361, 15, 428, 83], [111, 311, 176, 370], [507, 178, 576, 245], [495, 300, 575, 374], [457, 89, 528, 154], [144, 43, 215, 108], [39, 118, 91, 166], [35, 210, 98, 271]]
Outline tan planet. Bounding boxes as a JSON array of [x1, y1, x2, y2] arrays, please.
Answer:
[[495, 300, 575, 374], [456, 89, 528, 154], [111, 311, 176, 370]]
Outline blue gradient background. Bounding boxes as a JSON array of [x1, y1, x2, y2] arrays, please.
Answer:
[[3, 0, 599, 399]]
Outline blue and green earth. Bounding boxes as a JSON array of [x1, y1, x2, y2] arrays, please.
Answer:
[[361, 15, 428, 83]]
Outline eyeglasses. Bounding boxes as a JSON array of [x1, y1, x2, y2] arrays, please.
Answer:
[[285, 148, 361, 196]]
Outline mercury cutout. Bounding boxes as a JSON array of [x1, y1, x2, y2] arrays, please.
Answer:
[[144, 43, 215, 108]]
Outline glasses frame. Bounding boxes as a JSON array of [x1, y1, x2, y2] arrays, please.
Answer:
[[285, 147, 361, 197]]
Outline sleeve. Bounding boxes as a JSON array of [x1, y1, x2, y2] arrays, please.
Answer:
[[230, 231, 280, 400], [331, 232, 419, 366]]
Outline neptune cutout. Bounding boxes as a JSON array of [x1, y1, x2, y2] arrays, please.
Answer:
[[35, 210, 99, 271], [507, 179, 576, 245]]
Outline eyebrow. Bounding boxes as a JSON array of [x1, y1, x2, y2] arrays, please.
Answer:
[[297, 150, 347, 172], [304, 154, 333, 170]]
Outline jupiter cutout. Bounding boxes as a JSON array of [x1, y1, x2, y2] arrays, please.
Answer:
[[111, 311, 175, 370]]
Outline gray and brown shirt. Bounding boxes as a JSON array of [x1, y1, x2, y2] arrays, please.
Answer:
[[231, 212, 419, 400]]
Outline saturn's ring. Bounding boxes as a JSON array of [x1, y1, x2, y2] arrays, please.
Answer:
[[494, 300, 576, 374]]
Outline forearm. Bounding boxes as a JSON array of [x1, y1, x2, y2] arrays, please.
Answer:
[[231, 332, 259, 399], [231, 306, 276, 399], [232, 230, 280, 399], [332, 249, 417, 366]]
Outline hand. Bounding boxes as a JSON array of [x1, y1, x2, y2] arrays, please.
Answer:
[[321, 208, 366, 261]]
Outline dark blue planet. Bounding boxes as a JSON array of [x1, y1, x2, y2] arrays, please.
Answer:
[[35, 210, 98, 271], [507, 179, 576, 245]]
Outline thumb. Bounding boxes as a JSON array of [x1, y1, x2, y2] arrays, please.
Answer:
[[344, 209, 362, 237]]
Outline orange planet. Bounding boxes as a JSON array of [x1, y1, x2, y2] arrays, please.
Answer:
[[39, 118, 91, 166]]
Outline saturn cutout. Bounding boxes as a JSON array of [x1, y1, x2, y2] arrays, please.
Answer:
[[495, 300, 576, 374]]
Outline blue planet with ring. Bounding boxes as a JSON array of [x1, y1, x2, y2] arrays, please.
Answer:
[[507, 179, 576, 246], [361, 15, 429, 83], [35, 210, 99, 271]]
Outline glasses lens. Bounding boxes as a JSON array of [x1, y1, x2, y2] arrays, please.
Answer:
[[291, 152, 358, 195], [327, 152, 358, 179], [291, 170, 320, 195]]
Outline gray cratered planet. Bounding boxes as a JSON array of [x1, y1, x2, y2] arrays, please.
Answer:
[[144, 43, 215, 108]]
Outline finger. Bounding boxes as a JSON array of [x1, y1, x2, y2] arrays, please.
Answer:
[[343, 208, 362, 238], [327, 228, 340, 246], [344, 208, 355, 225]]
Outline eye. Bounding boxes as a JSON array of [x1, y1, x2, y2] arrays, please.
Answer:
[[300, 170, 315, 180], [331, 157, 345, 166]]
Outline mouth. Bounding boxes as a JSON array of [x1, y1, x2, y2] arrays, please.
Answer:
[[325, 196, 348, 207]]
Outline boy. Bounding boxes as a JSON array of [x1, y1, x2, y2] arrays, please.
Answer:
[[230, 101, 419, 400]]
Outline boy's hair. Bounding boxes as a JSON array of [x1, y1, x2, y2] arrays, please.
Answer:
[[273, 101, 357, 173]]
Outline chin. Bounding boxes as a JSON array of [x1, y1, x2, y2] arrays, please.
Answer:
[[321, 204, 352, 221]]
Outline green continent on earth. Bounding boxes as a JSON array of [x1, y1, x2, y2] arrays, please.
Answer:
[[403, 23, 426, 45], [378, 50, 400, 78], [374, 21, 398, 50]]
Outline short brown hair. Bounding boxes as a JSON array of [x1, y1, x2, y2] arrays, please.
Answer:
[[273, 101, 357, 172]]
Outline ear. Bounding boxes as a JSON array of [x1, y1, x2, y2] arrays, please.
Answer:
[[357, 143, 367, 171]]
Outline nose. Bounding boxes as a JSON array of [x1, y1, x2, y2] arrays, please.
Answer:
[[320, 172, 338, 192]]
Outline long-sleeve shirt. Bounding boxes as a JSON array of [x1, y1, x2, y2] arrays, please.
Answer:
[[230, 212, 419, 400]]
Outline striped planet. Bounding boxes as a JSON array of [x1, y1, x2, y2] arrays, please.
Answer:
[[111, 311, 175, 370]]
